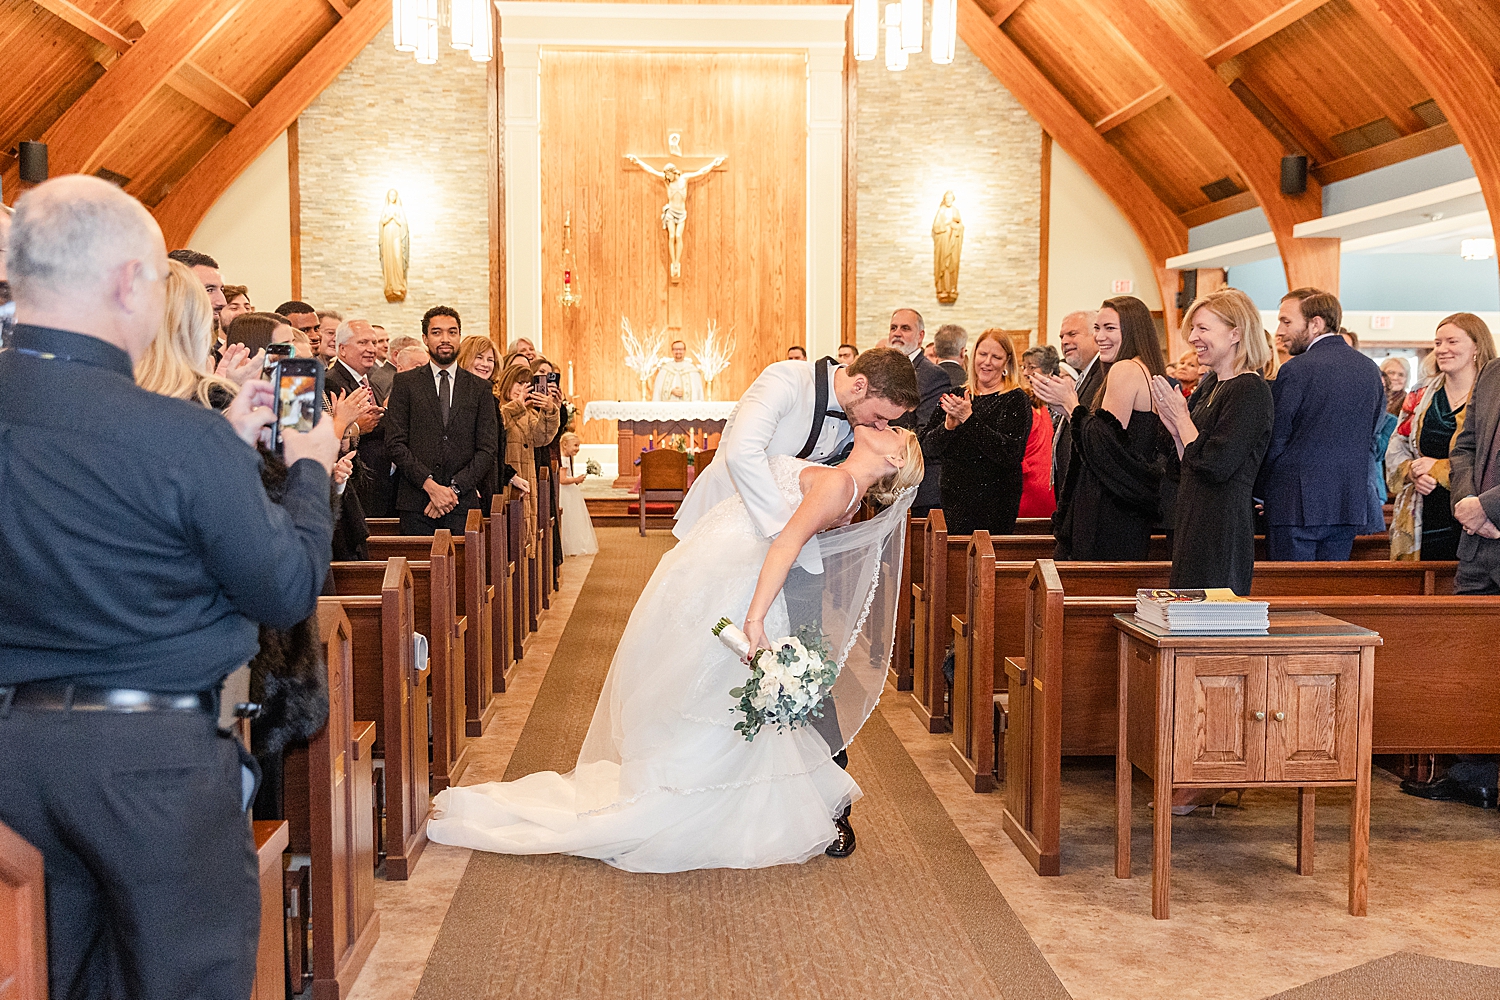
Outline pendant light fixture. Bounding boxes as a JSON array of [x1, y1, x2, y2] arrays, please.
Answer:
[[392, 0, 493, 64], [900, 0, 923, 53], [929, 0, 956, 65], [853, 0, 879, 62], [884, 4, 908, 71]]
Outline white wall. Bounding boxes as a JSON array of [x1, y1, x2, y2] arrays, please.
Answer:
[[188, 132, 292, 308], [1046, 146, 1161, 337]]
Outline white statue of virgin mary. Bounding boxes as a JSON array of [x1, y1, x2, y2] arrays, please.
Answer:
[[379, 188, 410, 303]]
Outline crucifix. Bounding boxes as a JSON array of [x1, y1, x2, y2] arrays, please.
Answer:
[[625, 132, 727, 282]]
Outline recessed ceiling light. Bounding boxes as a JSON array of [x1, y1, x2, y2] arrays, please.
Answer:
[[1461, 238, 1495, 260]]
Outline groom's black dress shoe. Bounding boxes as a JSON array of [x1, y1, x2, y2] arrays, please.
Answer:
[[826, 814, 856, 858]]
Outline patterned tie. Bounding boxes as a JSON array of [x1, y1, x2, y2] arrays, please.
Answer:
[[437, 368, 451, 424]]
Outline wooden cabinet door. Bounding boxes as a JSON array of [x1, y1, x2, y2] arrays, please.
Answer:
[[1265, 654, 1359, 782], [1173, 655, 1266, 784]]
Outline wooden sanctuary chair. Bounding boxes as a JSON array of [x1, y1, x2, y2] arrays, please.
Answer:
[[694, 447, 717, 479], [637, 449, 690, 536]]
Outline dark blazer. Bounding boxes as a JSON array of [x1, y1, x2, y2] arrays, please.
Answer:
[[326, 360, 395, 518], [383, 363, 500, 514], [938, 359, 967, 388], [367, 360, 395, 398], [1256, 335, 1385, 528], [895, 350, 955, 510], [1451, 358, 1500, 565], [1052, 356, 1105, 499]]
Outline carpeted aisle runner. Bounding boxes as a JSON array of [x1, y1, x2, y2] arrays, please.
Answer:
[[412, 527, 1068, 1000]]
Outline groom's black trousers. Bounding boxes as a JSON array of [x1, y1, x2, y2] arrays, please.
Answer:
[[784, 566, 850, 806]]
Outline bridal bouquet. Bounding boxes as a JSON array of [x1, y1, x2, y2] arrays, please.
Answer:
[[584, 458, 602, 477], [713, 618, 839, 741]]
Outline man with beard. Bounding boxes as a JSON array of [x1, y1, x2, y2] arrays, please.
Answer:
[[383, 306, 499, 535]]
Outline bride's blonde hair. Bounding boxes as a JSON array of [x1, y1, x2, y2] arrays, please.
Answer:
[[867, 427, 924, 506]]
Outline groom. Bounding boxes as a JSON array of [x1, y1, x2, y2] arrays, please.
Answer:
[[675, 347, 920, 857]]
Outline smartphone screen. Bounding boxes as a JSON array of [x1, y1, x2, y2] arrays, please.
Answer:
[[530, 374, 547, 394], [270, 358, 324, 452], [546, 372, 561, 390]]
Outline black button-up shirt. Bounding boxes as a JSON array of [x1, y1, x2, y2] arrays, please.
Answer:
[[0, 325, 333, 692]]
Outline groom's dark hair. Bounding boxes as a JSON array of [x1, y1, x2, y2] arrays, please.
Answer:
[[848, 347, 920, 409]]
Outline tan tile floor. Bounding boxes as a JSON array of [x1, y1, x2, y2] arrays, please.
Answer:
[[345, 549, 1500, 1000]]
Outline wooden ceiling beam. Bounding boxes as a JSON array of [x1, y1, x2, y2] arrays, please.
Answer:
[[152, 0, 392, 249], [1346, 0, 1500, 290], [990, 0, 1026, 27], [956, 0, 1187, 343], [34, 0, 253, 127], [325, 0, 353, 16], [1089, 0, 1335, 290], [1204, 0, 1335, 67], [1094, 85, 1166, 133]]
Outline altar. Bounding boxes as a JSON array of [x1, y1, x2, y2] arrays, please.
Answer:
[[583, 400, 739, 488]]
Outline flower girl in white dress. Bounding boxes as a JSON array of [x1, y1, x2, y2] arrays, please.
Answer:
[[557, 432, 598, 557]]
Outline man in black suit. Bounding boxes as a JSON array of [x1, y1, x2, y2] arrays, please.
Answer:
[[1052, 310, 1101, 499], [325, 318, 396, 519], [886, 308, 952, 515], [933, 323, 968, 388], [1257, 288, 1385, 560], [383, 306, 499, 535]]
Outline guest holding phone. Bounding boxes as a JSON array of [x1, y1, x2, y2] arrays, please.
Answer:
[[498, 362, 561, 543], [1149, 289, 1275, 594], [918, 329, 1031, 535], [1032, 295, 1168, 560]]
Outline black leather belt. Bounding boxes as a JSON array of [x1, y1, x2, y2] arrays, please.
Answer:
[[0, 682, 216, 715]]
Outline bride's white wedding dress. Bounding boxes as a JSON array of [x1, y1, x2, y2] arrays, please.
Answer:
[[427, 456, 875, 872]]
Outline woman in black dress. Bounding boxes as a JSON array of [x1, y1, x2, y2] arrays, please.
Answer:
[[1150, 288, 1275, 595], [1032, 295, 1168, 560], [919, 330, 1031, 535]]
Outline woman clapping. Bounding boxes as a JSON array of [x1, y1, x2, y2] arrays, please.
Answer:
[[1149, 289, 1275, 595], [918, 329, 1031, 535]]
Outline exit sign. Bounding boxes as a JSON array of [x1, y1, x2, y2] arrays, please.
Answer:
[[1370, 314, 1396, 330], [1112, 279, 1134, 294]]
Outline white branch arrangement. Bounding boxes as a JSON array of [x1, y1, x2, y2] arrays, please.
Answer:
[[620, 318, 667, 380], [693, 321, 735, 385]]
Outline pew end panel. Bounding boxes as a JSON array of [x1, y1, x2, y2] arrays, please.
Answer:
[[0, 818, 47, 1000], [488, 495, 515, 691], [910, 511, 955, 734], [509, 493, 530, 659], [891, 514, 925, 692], [948, 533, 997, 793], [309, 601, 379, 999], [462, 508, 497, 737], [1000, 560, 1064, 877], [250, 820, 288, 1000]]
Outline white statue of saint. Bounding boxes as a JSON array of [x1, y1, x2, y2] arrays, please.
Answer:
[[652, 339, 705, 401], [626, 154, 726, 279], [380, 188, 410, 303]]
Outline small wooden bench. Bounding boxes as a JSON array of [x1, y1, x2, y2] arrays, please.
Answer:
[[327, 557, 430, 880], [332, 530, 468, 792]]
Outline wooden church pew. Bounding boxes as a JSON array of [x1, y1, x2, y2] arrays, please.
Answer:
[[332, 529, 469, 791], [250, 820, 289, 1000], [537, 468, 554, 613], [0, 818, 46, 1000], [283, 601, 379, 998], [367, 509, 496, 738], [327, 557, 431, 880], [995, 565, 1500, 877]]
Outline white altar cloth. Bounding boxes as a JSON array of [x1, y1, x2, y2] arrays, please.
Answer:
[[583, 400, 739, 422]]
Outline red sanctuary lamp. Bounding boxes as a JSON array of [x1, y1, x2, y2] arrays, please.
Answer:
[[558, 211, 581, 309]]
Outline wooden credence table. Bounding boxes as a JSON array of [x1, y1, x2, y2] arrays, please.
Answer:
[[1113, 611, 1381, 919]]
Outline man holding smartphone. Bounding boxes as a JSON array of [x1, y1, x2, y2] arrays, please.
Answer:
[[0, 176, 339, 1000], [384, 305, 499, 535]]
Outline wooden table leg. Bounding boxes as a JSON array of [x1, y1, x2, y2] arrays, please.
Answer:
[[1349, 761, 1371, 916], [1297, 788, 1316, 875], [1116, 631, 1131, 880], [1152, 776, 1171, 919]]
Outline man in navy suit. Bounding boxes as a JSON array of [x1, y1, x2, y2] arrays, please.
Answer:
[[1257, 288, 1385, 561], [886, 308, 953, 516], [383, 306, 499, 535]]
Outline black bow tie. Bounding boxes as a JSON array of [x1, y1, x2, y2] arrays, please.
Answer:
[[826, 410, 848, 422]]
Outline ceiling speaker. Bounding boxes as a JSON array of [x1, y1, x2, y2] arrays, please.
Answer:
[[18, 142, 47, 184], [1280, 155, 1308, 196]]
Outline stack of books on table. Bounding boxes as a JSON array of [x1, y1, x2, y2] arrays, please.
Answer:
[[1134, 589, 1269, 634]]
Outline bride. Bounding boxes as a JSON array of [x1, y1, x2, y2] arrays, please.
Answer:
[[427, 425, 924, 872]]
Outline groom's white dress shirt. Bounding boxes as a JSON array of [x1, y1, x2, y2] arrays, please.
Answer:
[[674, 360, 854, 569]]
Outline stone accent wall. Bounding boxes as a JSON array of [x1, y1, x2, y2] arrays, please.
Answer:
[[856, 22, 1042, 350], [298, 23, 490, 340]]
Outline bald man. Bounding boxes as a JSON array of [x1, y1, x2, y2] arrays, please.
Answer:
[[0, 175, 338, 1000]]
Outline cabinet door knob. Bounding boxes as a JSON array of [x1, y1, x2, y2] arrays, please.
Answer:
[[1274, 711, 1286, 722], [1253, 711, 1266, 721]]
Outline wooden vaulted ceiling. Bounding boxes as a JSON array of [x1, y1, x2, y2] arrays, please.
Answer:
[[3, 0, 1498, 288], [0, 0, 387, 244]]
